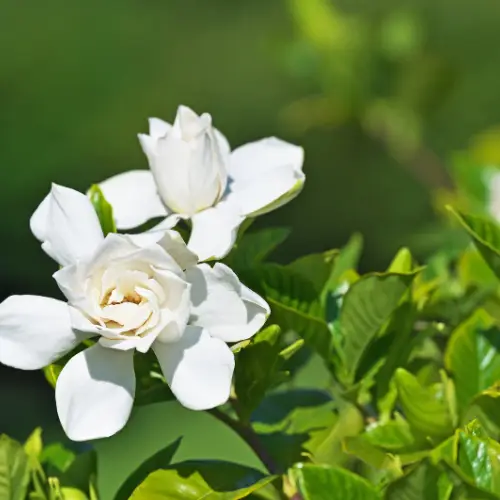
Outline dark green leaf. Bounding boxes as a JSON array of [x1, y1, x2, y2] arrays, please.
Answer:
[[225, 227, 290, 270], [114, 438, 181, 500], [448, 207, 500, 280], [291, 463, 381, 500], [341, 271, 418, 381], [129, 461, 275, 499], [234, 325, 283, 421], [326, 233, 363, 293], [385, 460, 452, 500], [444, 309, 500, 413], [394, 369, 454, 441], [0, 435, 30, 500], [61, 450, 97, 494], [244, 264, 333, 366], [88, 184, 116, 236]]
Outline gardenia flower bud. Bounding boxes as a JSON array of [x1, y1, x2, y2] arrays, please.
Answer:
[[0, 184, 269, 441], [98, 104, 305, 262]]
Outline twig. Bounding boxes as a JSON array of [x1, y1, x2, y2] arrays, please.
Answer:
[[208, 407, 281, 476]]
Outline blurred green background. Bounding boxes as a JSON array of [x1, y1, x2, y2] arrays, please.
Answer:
[[2, 0, 500, 497]]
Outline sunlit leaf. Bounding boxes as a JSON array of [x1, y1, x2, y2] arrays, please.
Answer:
[[291, 463, 381, 500], [129, 461, 276, 499], [0, 435, 30, 500]]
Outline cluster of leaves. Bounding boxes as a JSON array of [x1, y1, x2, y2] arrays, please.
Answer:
[[9, 178, 500, 498]]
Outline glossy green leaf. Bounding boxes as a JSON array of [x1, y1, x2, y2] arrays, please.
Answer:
[[444, 309, 500, 413], [244, 264, 333, 365], [129, 461, 275, 500], [88, 184, 116, 236], [291, 463, 381, 500], [234, 325, 284, 420], [341, 271, 418, 381], [225, 227, 290, 270], [0, 435, 30, 500], [24, 428, 42, 462], [448, 207, 500, 280], [457, 431, 500, 495], [385, 460, 452, 500], [43, 363, 62, 389], [394, 369, 454, 441], [114, 438, 181, 500]]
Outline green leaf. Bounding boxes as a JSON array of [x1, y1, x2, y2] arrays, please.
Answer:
[[43, 364, 62, 389], [234, 325, 284, 420], [341, 271, 418, 381], [394, 368, 454, 441], [326, 233, 363, 293], [291, 463, 381, 500], [464, 389, 500, 441], [61, 450, 97, 494], [245, 264, 333, 366], [0, 435, 30, 500], [387, 247, 413, 273], [24, 428, 42, 462], [287, 250, 338, 302], [457, 431, 500, 495], [251, 389, 338, 469], [448, 207, 500, 280], [444, 309, 500, 413], [385, 460, 452, 500], [225, 227, 290, 270], [88, 184, 116, 236], [114, 438, 181, 500], [41, 443, 76, 473], [129, 461, 276, 499]]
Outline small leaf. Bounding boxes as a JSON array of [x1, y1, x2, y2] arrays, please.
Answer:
[[129, 461, 276, 499], [279, 339, 304, 362], [0, 435, 31, 500], [44, 364, 62, 389], [444, 309, 500, 413], [448, 207, 500, 280], [341, 271, 418, 381], [114, 438, 181, 500], [291, 463, 381, 500], [394, 368, 454, 441], [41, 443, 76, 473], [387, 247, 413, 273], [24, 428, 42, 462], [88, 184, 116, 236]]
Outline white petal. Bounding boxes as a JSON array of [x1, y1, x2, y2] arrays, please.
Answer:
[[31, 184, 104, 266], [56, 344, 135, 441], [226, 137, 305, 216], [186, 263, 269, 342], [0, 296, 89, 370], [149, 117, 172, 139], [98, 170, 168, 230], [188, 201, 244, 261], [128, 224, 198, 270], [153, 326, 234, 410]]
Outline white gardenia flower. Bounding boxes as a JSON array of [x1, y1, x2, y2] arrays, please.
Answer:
[[0, 184, 269, 441], [98, 105, 305, 262]]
